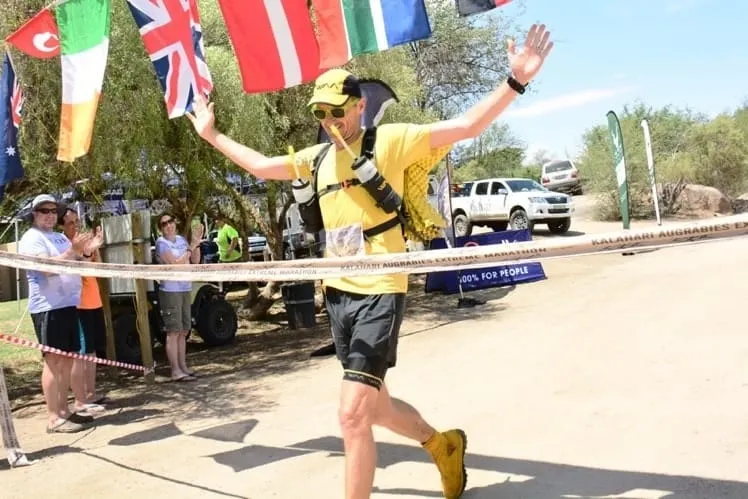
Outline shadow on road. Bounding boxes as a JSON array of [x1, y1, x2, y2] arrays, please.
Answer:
[[209, 435, 748, 498]]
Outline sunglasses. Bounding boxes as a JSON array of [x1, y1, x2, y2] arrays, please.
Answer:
[[160, 218, 175, 228], [35, 208, 57, 215], [312, 107, 347, 120], [311, 99, 356, 120]]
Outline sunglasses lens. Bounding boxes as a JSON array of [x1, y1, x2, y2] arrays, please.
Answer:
[[331, 108, 346, 118], [312, 109, 326, 120]]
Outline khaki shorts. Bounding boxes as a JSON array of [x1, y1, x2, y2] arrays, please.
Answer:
[[159, 291, 192, 333]]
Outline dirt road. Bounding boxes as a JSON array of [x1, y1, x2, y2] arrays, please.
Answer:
[[3, 204, 748, 498]]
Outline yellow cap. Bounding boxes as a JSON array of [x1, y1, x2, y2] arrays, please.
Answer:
[[308, 68, 362, 107]]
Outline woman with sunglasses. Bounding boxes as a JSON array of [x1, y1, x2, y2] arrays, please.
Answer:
[[154, 214, 202, 382]]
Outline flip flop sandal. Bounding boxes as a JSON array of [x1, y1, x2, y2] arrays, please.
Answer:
[[91, 395, 111, 404], [68, 412, 94, 424], [172, 375, 197, 382], [75, 403, 106, 416], [46, 419, 85, 434]]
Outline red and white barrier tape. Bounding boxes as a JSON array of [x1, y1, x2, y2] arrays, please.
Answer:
[[1, 214, 748, 282], [0, 333, 154, 374]]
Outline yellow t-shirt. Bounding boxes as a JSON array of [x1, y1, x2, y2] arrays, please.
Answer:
[[288, 123, 433, 295]]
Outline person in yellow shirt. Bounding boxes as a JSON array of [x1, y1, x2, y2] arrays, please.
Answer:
[[187, 25, 554, 499], [214, 215, 242, 263]]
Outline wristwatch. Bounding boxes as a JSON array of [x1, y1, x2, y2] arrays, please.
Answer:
[[507, 75, 527, 94]]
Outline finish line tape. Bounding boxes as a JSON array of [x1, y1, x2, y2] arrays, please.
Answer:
[[0, 333, 153, 373], [0, 214, 746, 282]]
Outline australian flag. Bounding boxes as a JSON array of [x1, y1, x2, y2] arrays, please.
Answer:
[[126, 0, 213, 119], [0, 53, 24, 202], [316, 79, 399, 144]]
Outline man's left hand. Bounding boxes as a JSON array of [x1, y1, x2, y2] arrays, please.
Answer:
[[507, 24, 555, 85]]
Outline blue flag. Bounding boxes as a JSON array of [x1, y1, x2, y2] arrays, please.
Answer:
[[0, 52, 24, 202], [316, 79, 399, 144]]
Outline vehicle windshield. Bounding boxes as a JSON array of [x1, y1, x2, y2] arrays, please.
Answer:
[[506, 179, 547, 192], [452, 182, 472, 197], [544, 160, 573, 174]]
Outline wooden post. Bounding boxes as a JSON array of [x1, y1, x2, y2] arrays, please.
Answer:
[[131, 212, 155, 384], [97, 278, 116, 361]]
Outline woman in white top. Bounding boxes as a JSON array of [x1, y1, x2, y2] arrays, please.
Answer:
[[154, 213, 202, 381]]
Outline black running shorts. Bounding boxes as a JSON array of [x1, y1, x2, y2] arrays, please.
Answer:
[[325, 287, 406, 390], [78, 307, 106, 356], [30, 306, 80, 354]]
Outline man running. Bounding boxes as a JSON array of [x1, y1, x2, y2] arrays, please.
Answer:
[[187, 25, 554, 498]]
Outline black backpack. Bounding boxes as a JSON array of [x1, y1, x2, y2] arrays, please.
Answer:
[[304, 127, 406, 240]]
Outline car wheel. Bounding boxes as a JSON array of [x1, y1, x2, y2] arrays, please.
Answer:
[[452, 213, 472, 237], [548, 218, 571, 234], [196, 297, 238, 347], [509, 209, 533, 231], [113, 313, 143, 366]]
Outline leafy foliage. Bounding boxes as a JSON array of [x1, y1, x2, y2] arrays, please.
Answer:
[[573, 100, 748, 220]]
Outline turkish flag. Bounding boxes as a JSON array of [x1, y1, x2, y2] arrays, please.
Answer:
[[6, 9, 61, 59]]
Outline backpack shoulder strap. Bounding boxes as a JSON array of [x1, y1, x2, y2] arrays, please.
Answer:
[[361, 126, 377, 159], [312, 128, 377, 191], [311, 142, 333, 192]]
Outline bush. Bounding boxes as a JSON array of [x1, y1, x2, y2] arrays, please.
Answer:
[[576, 101, 748, 220]]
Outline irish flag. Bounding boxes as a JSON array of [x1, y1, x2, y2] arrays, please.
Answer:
[[56, 0, 110, 162], [312, 0, 432, 69]]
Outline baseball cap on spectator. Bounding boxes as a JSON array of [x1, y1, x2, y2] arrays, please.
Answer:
[[31, 194, 59, 211]]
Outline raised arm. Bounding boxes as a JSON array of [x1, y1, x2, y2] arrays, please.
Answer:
[[428, 24, 555, 150], [186, 95, 293, 181]]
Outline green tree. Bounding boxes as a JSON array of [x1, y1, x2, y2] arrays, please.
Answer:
[[411, 0, 523, 118], [451, 123, 527, 181], [659, 115, 748, 197], [576, 101, 707, 220]]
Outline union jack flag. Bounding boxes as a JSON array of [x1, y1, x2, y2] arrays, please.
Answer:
[[11, 73, 23, 129], [126, 0, 213, 119]]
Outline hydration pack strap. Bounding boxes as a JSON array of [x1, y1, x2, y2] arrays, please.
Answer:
[[363, 216, 401, 239], [315, 127, 378, 199], [318, 178, 362, 197], [311, 127, 405, 239], [361, 126, 377, 159]]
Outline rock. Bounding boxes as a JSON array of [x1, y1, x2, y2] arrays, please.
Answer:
[[732, 193, 748, 214], [676, 184, 732, 216]]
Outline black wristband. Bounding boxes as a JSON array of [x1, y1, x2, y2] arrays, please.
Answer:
[[507, 76, 527, 94]]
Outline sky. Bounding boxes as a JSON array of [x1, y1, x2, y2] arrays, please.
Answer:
[[488, 0, 748, 163]]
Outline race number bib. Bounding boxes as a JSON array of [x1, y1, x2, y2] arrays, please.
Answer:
[[325, 224, 366, 258]]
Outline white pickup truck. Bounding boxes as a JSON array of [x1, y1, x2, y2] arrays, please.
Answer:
[[446, 177, 575, 236]]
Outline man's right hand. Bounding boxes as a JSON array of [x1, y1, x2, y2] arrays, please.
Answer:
[[184, 93, 294, 181], [186, 93, 216, 140]]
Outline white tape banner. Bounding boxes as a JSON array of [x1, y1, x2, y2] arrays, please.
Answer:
[[0, 215, 746, 282]]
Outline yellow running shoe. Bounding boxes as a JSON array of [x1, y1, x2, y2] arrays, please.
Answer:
[[423, 429, 468, 498]]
